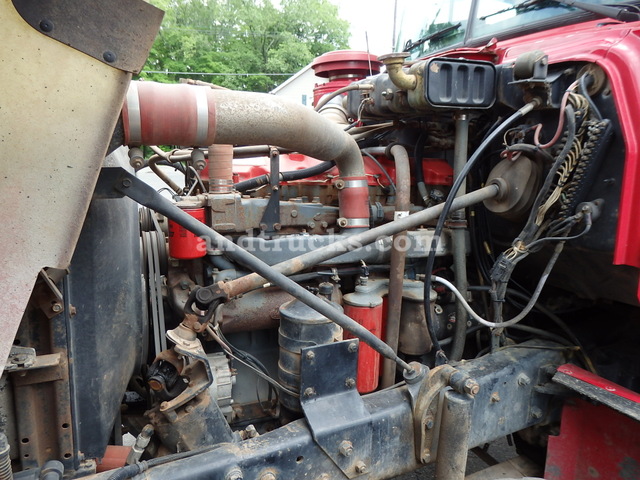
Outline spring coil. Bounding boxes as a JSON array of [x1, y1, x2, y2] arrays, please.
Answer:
[[0, 433, 12, 480]]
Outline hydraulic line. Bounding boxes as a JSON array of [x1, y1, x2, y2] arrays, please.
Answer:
[[451, 113, 471, 361], [114, 171, 414, 373], [234, 160, 335, 192], [381, 144, 411, 388], [423, 99, 539, 362]]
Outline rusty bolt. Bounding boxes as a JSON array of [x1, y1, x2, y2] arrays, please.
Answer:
[[259, 473, 276, 480], [517, 373, 531, 386], [303, 387, 316, 398], [305, 351, 315, 361], [69, 305, 77, 317], [51, 303, 63, 313], [348, 342, 358, 353], [355, 461, 367, 474], [490, 392, 501, 403], [338, 440, 353, 457], [464, 379, 480, 396], [225, 467, 243, 480], [345, 378, 356, 389]]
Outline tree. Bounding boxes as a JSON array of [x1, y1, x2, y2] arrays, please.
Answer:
[[139, 0, 350, 92]]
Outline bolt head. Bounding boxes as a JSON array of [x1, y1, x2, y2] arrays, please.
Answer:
[[424, 416, 434, 430], [348, 342, 358, 353], [303, 387, 316, 397], [338, 440, 353, 457], [354, 461, 367, 474], [345, 378, 356, 389], [305, 351, 315, 361], [464, 379, 480, 396], [51, 303, 63, 313]]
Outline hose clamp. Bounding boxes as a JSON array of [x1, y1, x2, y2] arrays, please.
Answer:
[[337, 217, 370, 228], [126, 81, 142, 145], [194, 87, 209, 146], [336, 178, 369, 190]]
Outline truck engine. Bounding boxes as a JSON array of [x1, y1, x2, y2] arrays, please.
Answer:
[[1, 0, 639, 479]]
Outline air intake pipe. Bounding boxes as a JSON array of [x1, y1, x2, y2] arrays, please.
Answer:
[[122, 81, 369, 229]]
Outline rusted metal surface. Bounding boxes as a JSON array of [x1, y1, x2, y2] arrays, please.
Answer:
[[218, 288, 292, 333], [382, 145, 412, 388], [11, 0, 163, 73], [11, 301, 75, 472]]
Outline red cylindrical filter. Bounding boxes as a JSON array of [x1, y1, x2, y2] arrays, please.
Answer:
[[168, 207, 207, 259], [343, 285, 384, 393]]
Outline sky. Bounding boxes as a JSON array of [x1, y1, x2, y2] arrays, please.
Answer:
[[330, 0, 398, 57]]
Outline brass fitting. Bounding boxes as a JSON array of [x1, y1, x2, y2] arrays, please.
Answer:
[[378, 52, 417, 91]]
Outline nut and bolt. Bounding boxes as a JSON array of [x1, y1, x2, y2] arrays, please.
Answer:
[[464, 379, 480, 396], [307, 221, 316, 229], [337, 217, 349, 228], [245, 425, 259, 438], [434, 304, 444, 315], [355, 461, 367, 474], [345, 378, 356, 389], [305, 351, 315, 361], [225, 467, 243, 480], [303, 387, 316, 398], [338, 440, 353, 457], [490, 392, 501, 403], [348, 342, 358, 353], [531, 407, 543, 419], [51, 303, 63, 313]]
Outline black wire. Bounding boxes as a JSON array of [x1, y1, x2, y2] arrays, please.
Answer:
[[579, 74, 603, 121], [423, 106, 533, 364]]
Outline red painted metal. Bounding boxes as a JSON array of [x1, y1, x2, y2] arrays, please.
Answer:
[[424, 158, 454, 186], [441, 20, 640, 284], [168, 207, 207, 259], [557, 364, 640, 404], [311, 50, 381, 106], [96, 445, 131, 473], [545, 398, 640, 480], [343, 302, 384, 393]]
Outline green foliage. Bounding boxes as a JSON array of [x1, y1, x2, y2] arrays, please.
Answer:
[[139, 0, 349, 92]]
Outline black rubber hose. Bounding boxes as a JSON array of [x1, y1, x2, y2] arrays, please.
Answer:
[[234, 161, 335, 192], [578, 74, 603, 120], [423, 101, 538, 364]]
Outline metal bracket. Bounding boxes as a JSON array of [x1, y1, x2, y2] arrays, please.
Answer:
[[11, 0, 163, 73], [405, 364, 478, 464], [300, 340, 372, 478], [259, 148, 282, 235]]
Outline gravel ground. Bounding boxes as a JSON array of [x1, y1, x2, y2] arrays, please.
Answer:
[[392, 437, 517, 479]]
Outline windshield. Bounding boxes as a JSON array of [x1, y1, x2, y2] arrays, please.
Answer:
[[396, 0, 636, 59]]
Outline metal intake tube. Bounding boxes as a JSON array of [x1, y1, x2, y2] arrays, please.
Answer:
[[122, 81, 369, 228]]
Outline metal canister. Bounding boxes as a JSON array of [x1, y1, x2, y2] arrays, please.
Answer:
[[343, 285, 384, 393], [168, 207, 207, 259], [398, 280, 437, 356], [278, 296, 343, 412]]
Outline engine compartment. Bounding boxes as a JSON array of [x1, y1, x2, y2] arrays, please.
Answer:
[[3, 9, 640, 478]]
